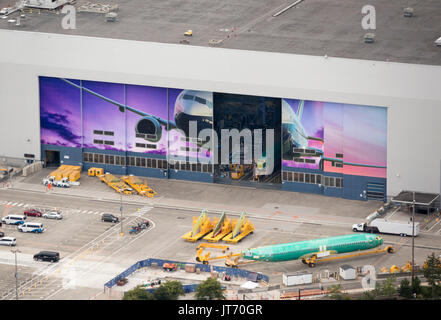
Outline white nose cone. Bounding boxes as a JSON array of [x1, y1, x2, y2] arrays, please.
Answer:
[[174, 90, 213, 117]]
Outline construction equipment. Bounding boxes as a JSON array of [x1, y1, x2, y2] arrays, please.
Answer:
[[121, 175, 157, 198], [88, 167, 104, 176], [230, 165, 244, 180], [182, 210, 214, 242], [203, 212, 233, 242], [223, 212, 255, 244], [98, 173, 134, 195], [224, 252, 253, 268], [196, 243, 230, 264], [197, 248, 241, 265], [302, 246, 394, 268], [390, 265, 401, 273], [401, 261, 414, 272], [163, 263, 177, 271], [196, 243, 229, 252]]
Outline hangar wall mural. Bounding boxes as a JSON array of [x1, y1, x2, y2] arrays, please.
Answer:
[[39, 76, 387, 199], [281, 99, 387, 179]]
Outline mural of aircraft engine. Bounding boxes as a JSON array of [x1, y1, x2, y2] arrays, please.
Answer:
[[60, 78, 213, 145]]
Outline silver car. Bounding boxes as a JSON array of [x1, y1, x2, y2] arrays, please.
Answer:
[[43, 211, 63, 220]]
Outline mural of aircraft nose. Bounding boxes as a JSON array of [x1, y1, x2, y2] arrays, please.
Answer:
[[281, 99, 387, 170], [60, 78, 213, 144], [282, 99, 324, 160]]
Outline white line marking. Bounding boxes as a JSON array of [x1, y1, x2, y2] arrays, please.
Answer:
[[428, 219, 441, 232]]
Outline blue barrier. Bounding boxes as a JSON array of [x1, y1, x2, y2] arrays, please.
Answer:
[[104, 258, 269, 289], [144, 283, 199, 294]]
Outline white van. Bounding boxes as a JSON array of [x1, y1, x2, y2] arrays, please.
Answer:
[[0, 237, 16, 246], [18, 222, 45, 233], [2, 215, 26, 225]]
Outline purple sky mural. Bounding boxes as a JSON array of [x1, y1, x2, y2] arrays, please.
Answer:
[[82, 80, 125, 151], [40, 77, 82, 147]]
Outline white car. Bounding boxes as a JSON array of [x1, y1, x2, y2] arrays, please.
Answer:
[[43, 211, 63, 220], [0, 237, 16, 246]]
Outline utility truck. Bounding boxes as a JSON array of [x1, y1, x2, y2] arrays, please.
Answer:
[[42, 176, 70, 188], [352, 218, 419, 237]]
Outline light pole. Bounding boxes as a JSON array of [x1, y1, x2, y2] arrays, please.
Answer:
[[411, 191, 415, 286], [11, 249, 21, 300], [119, 191, 123, 237]]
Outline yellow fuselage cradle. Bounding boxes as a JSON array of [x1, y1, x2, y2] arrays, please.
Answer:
[[182, 215, 214, 242], [223, 219, 255, 244], [203, 218, 233, 242]]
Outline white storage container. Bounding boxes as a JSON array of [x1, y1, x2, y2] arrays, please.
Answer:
[[283, 272, 313, 286]]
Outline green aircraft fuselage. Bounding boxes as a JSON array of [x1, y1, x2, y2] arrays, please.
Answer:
[[242, 233, 383, 262]]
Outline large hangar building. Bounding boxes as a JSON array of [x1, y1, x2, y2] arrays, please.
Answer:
[[0, 0, 440, 202]]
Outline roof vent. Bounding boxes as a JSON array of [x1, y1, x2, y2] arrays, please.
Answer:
[[404, 7, 414, 17], [364, 33, 375, 43], [105, 12, 117, 22], [209, 39, 223, 47]]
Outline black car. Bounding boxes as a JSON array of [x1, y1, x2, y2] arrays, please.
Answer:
[[34, 251, 60, 262], [101, 214, 119, 223]]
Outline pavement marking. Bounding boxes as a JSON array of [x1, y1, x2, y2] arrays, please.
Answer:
[[427, 218, 441, 232], [94, 212, 100, 215]]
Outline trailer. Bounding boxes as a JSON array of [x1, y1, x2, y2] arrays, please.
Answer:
[[352, 218, 420, 237]]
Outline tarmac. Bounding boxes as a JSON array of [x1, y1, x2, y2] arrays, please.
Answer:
[[1, 168, 438, 300], [9, 168, 385, 229]]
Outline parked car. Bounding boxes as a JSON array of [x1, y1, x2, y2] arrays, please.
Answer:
[[33, 251, 60, 262], [18, 222, 45, 233], [2, 215, 26, 225], [0, 237, 16, 246], [24, 209, 43, 217], [43, 211, 63, 220], [101, 213, 119, 223]]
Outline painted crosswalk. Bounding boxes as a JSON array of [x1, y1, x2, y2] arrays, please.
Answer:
[[0, 201, 138, 218]]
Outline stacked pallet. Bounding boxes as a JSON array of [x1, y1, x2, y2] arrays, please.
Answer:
[[50, 165, 81, 182]]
